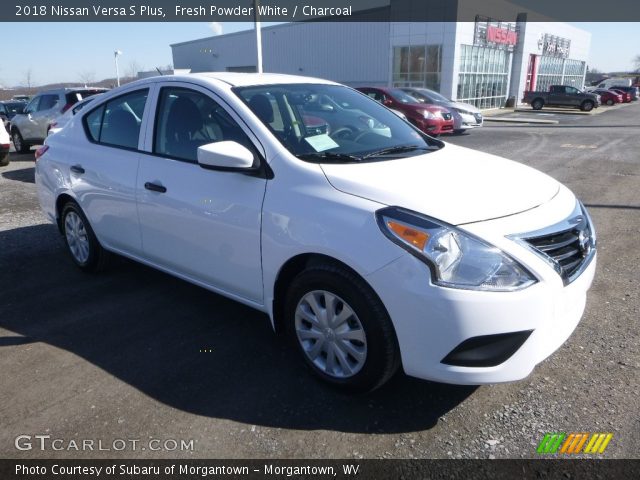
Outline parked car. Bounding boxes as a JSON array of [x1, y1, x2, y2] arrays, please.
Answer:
[[356, 86, 454, 135], [0, 100, 26, 132], [523, 85, 600, 111], [609, 88, 632, 103], [47, 95, 100, 136], [592, 77, 631, 90], [399, 87, 483, 133], [36, 73, 597, 392], [592, 89, 623, 106], [0, 121, 10, 166], [609, 86, 638, 101], [12, 95, 31, 102], [10, 87, 107, 153]]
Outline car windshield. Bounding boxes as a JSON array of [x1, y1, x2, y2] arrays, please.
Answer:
[[3, 102, 25, 114], [389, 89, 420, 104], [420, 89, 450, 103], [234, 84, 440, 163]]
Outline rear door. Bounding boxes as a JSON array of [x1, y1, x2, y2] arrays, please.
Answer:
[[136, 82, 267, 304], [70, 88, 151, 255], [30, 94, 61, 140]]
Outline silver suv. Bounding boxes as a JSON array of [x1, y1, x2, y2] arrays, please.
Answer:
[[10, 87, 106, 152]]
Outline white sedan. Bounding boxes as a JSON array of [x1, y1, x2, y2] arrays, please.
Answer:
[[35, 73, 596, 392]]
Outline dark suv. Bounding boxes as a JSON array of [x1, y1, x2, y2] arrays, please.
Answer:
[[10, 87, 107, 152]]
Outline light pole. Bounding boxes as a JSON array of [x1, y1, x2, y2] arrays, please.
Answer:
[[114, 50, 123, 87], [254, 0, 263, 73]]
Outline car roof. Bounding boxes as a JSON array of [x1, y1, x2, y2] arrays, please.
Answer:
[[167, 72, 338, 88]]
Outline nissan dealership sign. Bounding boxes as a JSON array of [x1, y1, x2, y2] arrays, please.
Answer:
[[474, 16, 518, 51], [537, 34, 571, 58]]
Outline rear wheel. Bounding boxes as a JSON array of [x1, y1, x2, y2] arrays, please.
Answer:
[[581, 100, 594, 112], [531, 99, 544, 110], [61, 201, 109, 272], [606, 99, 614, 106], [11, 129, 30, 154], [285, 263, 400, 392]]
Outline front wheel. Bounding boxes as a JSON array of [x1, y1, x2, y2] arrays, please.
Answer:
[[11, 129, 30, 154], [581, 101, 594, 112], [606, 99, 614, 106], [531, 99, 544, 110], [285, 263, 400, 392], [61, 201, 109, 272]]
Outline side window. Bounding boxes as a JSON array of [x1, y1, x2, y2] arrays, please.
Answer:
[[24, 97, 40, 114], [83, 89, 148, 149], [38, 95, 59, 111], [566, 87, 578, 95], [154, 87, 255, 163]]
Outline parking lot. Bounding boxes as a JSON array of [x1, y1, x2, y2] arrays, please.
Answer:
[[1, 102, 638, 459]]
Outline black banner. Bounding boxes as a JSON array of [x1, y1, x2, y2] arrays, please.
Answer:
[[6, 0, 640, 22], [2, 459, 640, 480]]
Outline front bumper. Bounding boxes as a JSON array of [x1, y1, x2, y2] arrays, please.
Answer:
[[366, 189, 596, 385], [454, 112, 483, 130], [413, 117, 454, 135]]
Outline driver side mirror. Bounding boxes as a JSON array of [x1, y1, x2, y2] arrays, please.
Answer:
[[197, 141, 256, 171]]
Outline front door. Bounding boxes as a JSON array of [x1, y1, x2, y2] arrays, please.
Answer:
[[136, 84, 267, 304]]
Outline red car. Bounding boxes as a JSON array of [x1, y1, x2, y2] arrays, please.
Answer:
[[356, 86, 454, 135], [610, 89, 631, 103], [593, 89, 623, 106]]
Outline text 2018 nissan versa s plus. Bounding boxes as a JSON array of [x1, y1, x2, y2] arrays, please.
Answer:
[[36, 73, 596, 392]]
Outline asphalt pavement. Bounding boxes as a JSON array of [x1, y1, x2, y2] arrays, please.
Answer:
[[0, 103, 638, 459]]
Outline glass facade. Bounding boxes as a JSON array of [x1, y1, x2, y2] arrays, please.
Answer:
[[392, 44, 442, 91], [536, 57, 586, 91], [456, 45, 510, 109]]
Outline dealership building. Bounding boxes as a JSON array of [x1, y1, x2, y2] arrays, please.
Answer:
[[171, 12, 590, 109]]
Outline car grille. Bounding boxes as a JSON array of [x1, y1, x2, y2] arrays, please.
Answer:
[[519, 203, 596, 285], [442, 112, 452, 121]]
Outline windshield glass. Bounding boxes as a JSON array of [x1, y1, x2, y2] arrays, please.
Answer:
[[3, 102, 25, 115], [421, 89, 450, 102], [234, 84, 440, 162], [389, 89, 419, 104]]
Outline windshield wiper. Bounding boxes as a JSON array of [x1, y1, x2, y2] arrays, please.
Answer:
[[296, 152, 362, 163], [362, 145, 433, 159]]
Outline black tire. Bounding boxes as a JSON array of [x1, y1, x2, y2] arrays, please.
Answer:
[[11, 129, 30, 154], [581, 101, 594, 112], [606, 99, 614, 106], [60, 201, 109, 272], [531, 99, 544, 110], [284, 262, 400, 393]]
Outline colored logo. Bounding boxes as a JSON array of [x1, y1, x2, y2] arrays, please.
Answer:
[[536, 433, 613, 455]]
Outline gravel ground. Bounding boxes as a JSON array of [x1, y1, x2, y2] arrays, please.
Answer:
[[0, 103, 638, 460]]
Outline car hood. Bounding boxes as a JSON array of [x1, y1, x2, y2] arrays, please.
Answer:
[[320, 143, 560, 225]]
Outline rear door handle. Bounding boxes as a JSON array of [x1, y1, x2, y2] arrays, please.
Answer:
[[144, 182, 167, 193], [70, 165, 85, 174]]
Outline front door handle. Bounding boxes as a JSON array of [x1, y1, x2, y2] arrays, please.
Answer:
[[144, 182, 167, 193], [70, 165, 85, 174]]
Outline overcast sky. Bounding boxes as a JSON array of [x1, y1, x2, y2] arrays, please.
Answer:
[[0, 22, 637, 88]]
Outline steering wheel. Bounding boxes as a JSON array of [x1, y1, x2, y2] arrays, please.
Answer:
[[330, 126, 358, 140]]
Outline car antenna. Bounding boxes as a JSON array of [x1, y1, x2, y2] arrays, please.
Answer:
[[155, 67, 164, 76]]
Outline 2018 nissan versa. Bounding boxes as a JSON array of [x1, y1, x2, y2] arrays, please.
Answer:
[[35, 73, 596, 392]]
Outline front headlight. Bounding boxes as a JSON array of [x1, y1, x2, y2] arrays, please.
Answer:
[[377, 207, 537, 291], [422, 110, 437, 120]]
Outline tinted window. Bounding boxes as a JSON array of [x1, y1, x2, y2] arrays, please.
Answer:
[[38, 95, 59, 111], [154, 87, 255, 163], [83, 89, 148, 149]]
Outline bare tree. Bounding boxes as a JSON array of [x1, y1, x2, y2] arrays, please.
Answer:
[[634, 54, 640, 72], [126, 60, 143, 79], [23, 68, 34, 92], [588, 66, 601, 74], [77, 70, 96, 86]]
